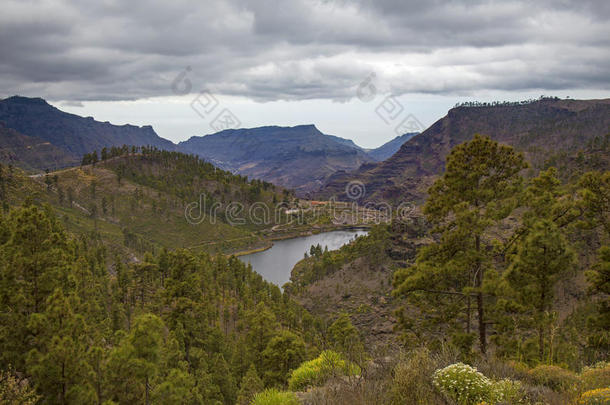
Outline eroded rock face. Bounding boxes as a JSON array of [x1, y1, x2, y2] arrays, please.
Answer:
[[0, 96, 176, 160], [178, 125, 374, 196], [317, 98, 610, 204]]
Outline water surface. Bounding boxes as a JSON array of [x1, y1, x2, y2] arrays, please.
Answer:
[[239, 229, 369, 287]]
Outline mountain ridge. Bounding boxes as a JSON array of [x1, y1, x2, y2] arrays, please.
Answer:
[[316, 97, 610, 203], [0, 96, 411, 193], [0, 95, 176, 160]]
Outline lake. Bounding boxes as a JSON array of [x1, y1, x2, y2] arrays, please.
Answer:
[[238, 229, 369, 287]]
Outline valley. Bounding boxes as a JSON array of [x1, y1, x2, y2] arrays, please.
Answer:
[[0, 95, 608, 405]]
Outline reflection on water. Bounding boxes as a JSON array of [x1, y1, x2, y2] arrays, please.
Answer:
[[238, 229, 369, 287]]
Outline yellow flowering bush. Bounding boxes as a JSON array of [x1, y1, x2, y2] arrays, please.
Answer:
[[581, 362, 610, 391], [577, 388, 610, 405]]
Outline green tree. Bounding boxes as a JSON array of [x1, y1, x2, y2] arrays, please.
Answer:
[[0, 205, 73, 369], [394, 135, 527, 354], [586, 246, 610, 356], [328, 312, 362, 358], [506, 219, 574, 361], [236, 364, 264, 405], [26, 290, 96, 404], [261, 330, 306, 386], [106, 314, 165, 405], [151, 369, 202, 405], [579, 171, 610, 235]]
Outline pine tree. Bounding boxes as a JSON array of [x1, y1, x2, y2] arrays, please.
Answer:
[[261, 330, 306, 386], [328, 312, 363, 358], [26, 289, 96, 404], [506, 219, 574, 361], [394, 135, 527, 354], [236, 364, 263, 405]]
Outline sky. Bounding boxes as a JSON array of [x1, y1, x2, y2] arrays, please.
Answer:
[[1, 0, 609, 148]]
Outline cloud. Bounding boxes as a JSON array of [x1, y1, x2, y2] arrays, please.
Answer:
[[0, 0, 608, 102]]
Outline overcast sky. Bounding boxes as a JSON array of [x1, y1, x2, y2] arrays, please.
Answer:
[[1, 0, 609, 148]]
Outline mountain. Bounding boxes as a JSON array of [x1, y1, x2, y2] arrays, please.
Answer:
[[0, 96, 175, 160], [0, 122, 76, 170], [317, 98, 610, 203], [178, 125, 374, 195], [366, 132, 418, 161]]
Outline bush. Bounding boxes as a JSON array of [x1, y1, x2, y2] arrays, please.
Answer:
[[391, 348, 445, 404], [528, 365, 580, 393], [251, 389, 299, 405], [490, 378, 524, 404], [577, 388, 610, 405], [433, 363, 493, 404], [288, 350, 360, 391], [581, 362, 610, 391]]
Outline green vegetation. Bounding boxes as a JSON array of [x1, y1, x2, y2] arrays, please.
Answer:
[[286, 134, 608, 404], [286, 225, 390, 292], [288, 350, 360, 391], [0, 203, 320, 404], [1, 129, 608, 404], [433, 363, 524, 404], [251, 388, 300, 405]]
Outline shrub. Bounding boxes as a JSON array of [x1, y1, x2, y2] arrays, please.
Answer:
[[528, 365, 580, 393], [391, 348, 445, 404], [433, 363, 493, 404], [288, 350, 360, 391], [490, 378, 524, 404], [577, 388, 610, 405], [251, 388, 299, 405], [581, 362, 610, 391]]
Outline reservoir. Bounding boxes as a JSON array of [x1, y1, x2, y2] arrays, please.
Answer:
[[238, 229, 369, 287]]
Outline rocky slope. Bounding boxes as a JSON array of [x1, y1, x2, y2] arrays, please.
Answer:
[[179, 125, 374, 195], [0, 123, 77, 170], [317, 98, 610, 203], [366, 132, 418, 161], [0, 96, 176, 160]]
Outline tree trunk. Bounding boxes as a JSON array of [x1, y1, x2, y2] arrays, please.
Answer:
[[145, 376, 150, 405], [475, 235, 487, 354], [539, 288, 546, 361], [466, 295, 471, 334]]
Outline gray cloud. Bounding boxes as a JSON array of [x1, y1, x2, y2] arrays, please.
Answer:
[[0, 0, 608, 102]]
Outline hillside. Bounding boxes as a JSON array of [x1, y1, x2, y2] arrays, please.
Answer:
[[0, 96, 175, 160], [178, 125, 374, 195], [0, 201, 321, 405], [318, 98, 610, 203], [0, 148, 298, 257], [0, 123, 76, 170], [366, 132, 418, 161]]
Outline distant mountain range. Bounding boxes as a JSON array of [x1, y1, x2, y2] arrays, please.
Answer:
[[0, 96, 175, 164], [365, 132, 418, 161], [5, 95, 606, 202], [179, 125, 369, 193], [317, 98, 610, 203], [0, 96, 415, 193]]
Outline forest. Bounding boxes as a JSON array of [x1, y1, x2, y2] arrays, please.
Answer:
[[0, 135, 608, 404]]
